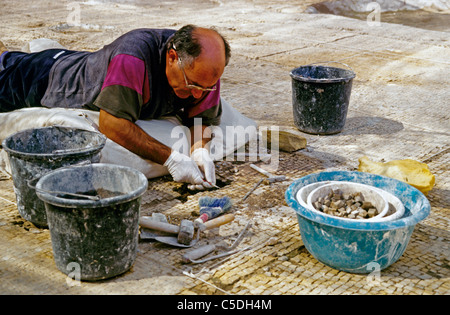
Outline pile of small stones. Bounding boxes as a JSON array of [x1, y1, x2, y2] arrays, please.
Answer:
[[311, 189, 380, 220]]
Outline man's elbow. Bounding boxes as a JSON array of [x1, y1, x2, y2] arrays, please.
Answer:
[[98, 109, 129, 141]]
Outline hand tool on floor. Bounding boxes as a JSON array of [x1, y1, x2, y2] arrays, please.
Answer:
[[139, 213, 172, 240], [139, 216, 194, 246], [183, 245, 253, 264], [182, 220, 252, 264], [194, 196, 232, 228], [242, 178, 265, 202], [250, 164, 286, 184], [241, 164, 287, 201], [142, 213, 236, 248], [196, 213, 235, 231], [139, 216, 179, 235]]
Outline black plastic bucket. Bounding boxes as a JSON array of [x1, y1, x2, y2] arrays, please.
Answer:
[[290, 62, 356, 135], [36, 163, 148, 281], [2, 126, 106, 227]]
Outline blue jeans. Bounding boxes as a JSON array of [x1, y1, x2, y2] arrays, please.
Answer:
[[0, 49, 74, 112]]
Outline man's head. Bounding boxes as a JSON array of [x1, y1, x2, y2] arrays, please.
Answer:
[[166, 25, 231, 99]]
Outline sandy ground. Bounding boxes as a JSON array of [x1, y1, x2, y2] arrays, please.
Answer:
[[0, 0, 449, 295]]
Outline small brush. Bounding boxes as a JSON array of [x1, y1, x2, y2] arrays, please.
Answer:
[[194, 196, 232, 228]]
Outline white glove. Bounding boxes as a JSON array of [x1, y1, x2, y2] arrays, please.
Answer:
[[191, 148, 216, 190], [164, 150, 205, 186]]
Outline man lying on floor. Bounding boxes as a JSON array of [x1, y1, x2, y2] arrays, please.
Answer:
[[0, 25, 253, 190]]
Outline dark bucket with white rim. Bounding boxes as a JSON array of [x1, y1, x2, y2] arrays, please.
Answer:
[[290, 62, 356, 135], [36, 163, 148, 281], [2, 126, 106, 227]]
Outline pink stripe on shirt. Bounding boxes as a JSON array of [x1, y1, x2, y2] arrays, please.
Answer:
[[102, 54, 149, 103]]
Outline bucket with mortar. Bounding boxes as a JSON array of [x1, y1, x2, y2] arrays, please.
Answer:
[[290, 62, 356, 135], [2, 126, 106, 227], [36, 163, 148, 281]]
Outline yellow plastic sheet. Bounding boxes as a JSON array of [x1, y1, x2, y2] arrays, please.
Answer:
[[358, 156, 435, 195]]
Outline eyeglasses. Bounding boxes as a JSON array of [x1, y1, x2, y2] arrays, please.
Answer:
[[177, 56, 217, 92]]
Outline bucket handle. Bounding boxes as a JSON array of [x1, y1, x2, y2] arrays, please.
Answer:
[[27, 161, 101, 201], [306, 61, 354, 73], [33, 185, 101, 201]]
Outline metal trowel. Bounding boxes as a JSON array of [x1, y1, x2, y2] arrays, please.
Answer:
[[154, 230, 200, 248]]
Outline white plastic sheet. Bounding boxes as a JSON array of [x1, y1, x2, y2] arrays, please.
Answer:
[[0, 100, 257, 178]]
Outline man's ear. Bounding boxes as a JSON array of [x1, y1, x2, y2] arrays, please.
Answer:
[[167, 48, 177, 65]]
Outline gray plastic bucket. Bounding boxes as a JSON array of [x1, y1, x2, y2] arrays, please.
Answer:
[[290, 62, 356, 135], [36, 163, 148, 281], [2, 126, 106, 227]]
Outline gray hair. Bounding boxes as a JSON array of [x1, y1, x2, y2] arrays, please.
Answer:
[[168, 24, 231, 68]]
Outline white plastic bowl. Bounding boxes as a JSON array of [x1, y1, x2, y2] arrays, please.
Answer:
[[306, 181, 389, 222], [296, 181, 332, 209], [373, 191, 405, 222], [297, 181, 405, 222]]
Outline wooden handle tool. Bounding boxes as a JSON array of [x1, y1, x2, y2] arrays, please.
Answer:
[[198, 213, 235, 231], [139, 216, 179, 234]]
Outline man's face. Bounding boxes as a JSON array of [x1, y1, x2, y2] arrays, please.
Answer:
[[167, 50, 224, 99], [166, 29, 226, 99]]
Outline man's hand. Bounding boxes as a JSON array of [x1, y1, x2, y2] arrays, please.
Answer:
[[99, 110, 214, 189], [191, 148, 216, 189], [164, 150, 206, 186]]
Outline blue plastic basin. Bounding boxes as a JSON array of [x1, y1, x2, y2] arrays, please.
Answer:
[[285, 171, 430, 274]]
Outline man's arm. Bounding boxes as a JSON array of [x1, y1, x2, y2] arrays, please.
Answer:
[[99, 109, 171, 165], [99, 109, 208, 188]]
